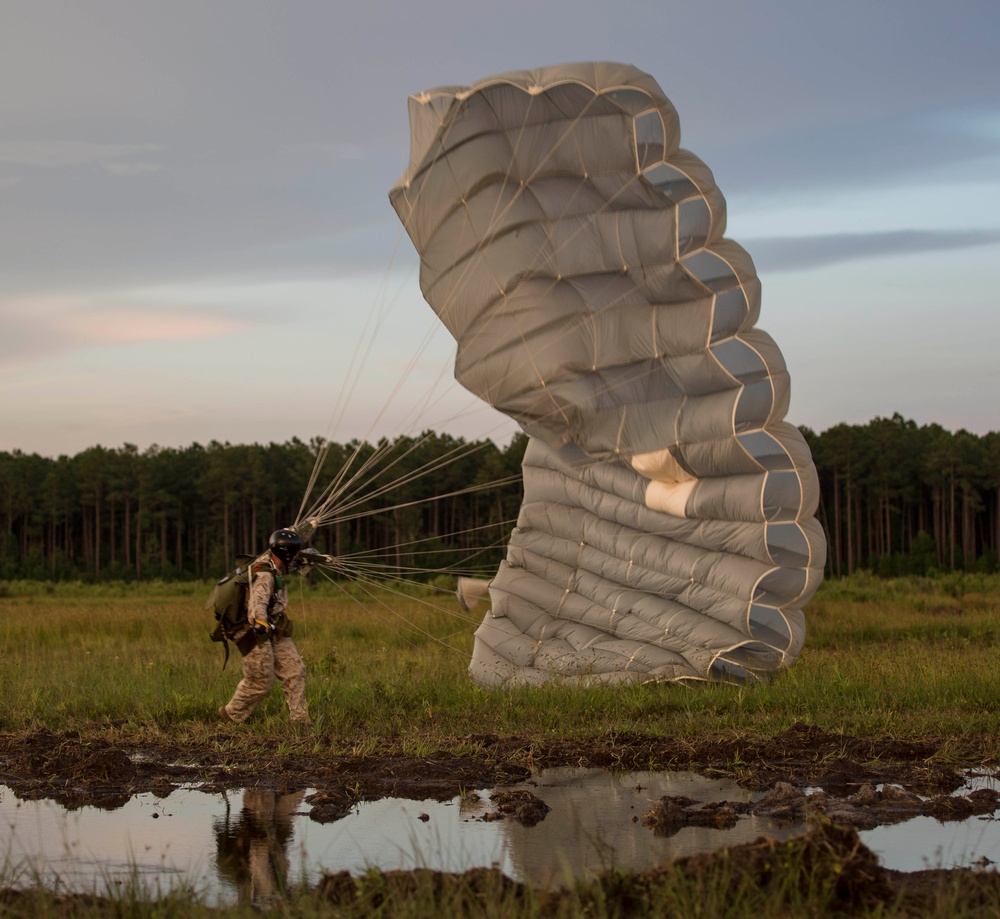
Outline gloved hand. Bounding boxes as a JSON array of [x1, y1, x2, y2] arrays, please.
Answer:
[[253, 619, 273, 636], [295, 547, 335, 567]]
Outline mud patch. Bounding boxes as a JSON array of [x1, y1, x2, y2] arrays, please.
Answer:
[[486, 790, 551, 826], [0, 722, 982, 814], [0, 728, 528, 813], [641, 780, 1000, 835]]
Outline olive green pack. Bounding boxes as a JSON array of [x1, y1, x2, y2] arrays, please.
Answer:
[[206, 554, 256, 667]]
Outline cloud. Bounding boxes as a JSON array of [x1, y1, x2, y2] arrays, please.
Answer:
[[0, 141, 161, 169], [103, 162, 162, 176], [746, 229, 1000, 273], [287, 141, 366, 161], [707, 104, 1000, 201], [59, 306, 243, 344], [0, 294, 249, 370]]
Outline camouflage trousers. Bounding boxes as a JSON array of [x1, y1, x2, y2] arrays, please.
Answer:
[[222, 636, 310, 724]]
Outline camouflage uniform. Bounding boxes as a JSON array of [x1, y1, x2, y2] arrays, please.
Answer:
[[221, 555, 310, 724]]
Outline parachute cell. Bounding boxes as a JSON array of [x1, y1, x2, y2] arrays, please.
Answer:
[[389, 62, 826, 686]]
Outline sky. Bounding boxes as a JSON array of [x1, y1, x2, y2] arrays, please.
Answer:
[[2, 0, 998, 458]]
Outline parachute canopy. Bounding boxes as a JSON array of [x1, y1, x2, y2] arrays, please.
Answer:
[[389, 62, 826, 686]]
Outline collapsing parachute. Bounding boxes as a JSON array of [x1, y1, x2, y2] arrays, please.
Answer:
[[389, 62, 826, 685]]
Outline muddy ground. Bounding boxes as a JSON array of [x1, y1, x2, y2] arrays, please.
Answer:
[[0, 722, 994, 819], [0, 721, 985, 809], [2, 723, 999, 912]]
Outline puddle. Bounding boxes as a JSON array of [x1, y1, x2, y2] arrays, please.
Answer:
[[1, 768, 998, 905]]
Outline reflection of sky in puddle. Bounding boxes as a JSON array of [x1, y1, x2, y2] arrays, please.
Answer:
[[860, 768, 1000, 872], [1, 767, 998, 905]]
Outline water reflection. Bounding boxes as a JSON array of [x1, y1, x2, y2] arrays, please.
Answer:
[[1, 768, 999, 905], [500, 768, 801, 887], [213, 790, 304, 905]]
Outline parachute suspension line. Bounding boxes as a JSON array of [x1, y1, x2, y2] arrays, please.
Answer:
[[311, 438, 503, 523], [320, 554, 487, 617], [343, 102, 543, 452], [300, 431, 502, 528], [325, 472, 522, 529], [294, 430, 520, 594], [328, 569, 483, 628], [300, 422, 444, 528], [299, 434, 403, 528], [333, 470, 521, 520], [324, 233, 405, 433], [321, 431, 490, 519], [294, 216, 510, 530], [289, 572, 313, 646], [325, 517, 513, 575], [296, 226, 416, 524], [295, 298, 513, 529], [336, 557, 496, 586], [302, 477, 519, 586], [324, 557, 485, 614], [314, 542, 494, 606], [312, 565, 477, 655]]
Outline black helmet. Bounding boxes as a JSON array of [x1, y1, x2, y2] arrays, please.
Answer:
[[268, 529, 303, 566]]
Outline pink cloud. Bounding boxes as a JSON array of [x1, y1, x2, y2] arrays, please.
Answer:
[[0, 294, 249, 370], [61, 306, 242, 344]]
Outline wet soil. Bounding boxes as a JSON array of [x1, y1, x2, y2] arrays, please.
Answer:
[[0, 721, 987, 813], [0, 720, 995, 836], [1, 722, 999, 912]]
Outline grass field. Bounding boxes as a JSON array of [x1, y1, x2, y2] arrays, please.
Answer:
[[1, 571, 999, 754], [2, 572, 1000, 916]]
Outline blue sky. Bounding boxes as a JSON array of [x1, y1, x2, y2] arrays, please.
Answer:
[[1, 0, 998, 457]]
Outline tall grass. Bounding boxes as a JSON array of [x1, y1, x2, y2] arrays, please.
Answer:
[[0, 573, 999, 758]]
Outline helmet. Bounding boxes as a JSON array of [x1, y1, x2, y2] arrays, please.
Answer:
[[268, 529, 303, 566]]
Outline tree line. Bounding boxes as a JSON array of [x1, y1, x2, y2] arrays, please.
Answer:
[[1, 415, 997, 582], [803, 414, 1000, 577], [0, 433, 527, 582]]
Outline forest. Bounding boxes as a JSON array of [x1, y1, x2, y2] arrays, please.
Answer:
[[0, 432, 527, 583], [0, 414, 997, 582]]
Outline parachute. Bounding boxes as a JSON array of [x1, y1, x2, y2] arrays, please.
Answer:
[[389, 62, 826, 686]]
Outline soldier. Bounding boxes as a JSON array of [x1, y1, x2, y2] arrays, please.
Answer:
[[219, 529, 311, 726]]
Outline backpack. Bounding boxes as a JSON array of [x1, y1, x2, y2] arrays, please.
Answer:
[[207, 554, 257, 667]]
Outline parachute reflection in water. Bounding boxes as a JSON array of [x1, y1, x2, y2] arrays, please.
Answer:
[[389, 62, 826, 685]]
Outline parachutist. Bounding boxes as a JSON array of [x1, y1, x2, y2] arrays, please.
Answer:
[[217, 529, 312, 726]]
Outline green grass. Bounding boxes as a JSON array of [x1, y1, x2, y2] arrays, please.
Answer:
[[1, 572, 999, 759]]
